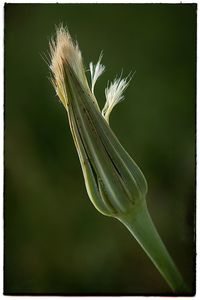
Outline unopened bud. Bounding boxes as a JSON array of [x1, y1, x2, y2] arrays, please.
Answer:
[[49, 26, 147, 217]]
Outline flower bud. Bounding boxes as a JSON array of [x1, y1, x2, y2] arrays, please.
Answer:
[[48, 27, 189, 293], [49, 26, 147, 217]]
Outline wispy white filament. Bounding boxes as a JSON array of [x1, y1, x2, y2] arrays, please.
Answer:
[[89, 53, 105, 94], [49, 25, 132, 121], [49, 25, 90, 107], [102, 75, 131, 123]]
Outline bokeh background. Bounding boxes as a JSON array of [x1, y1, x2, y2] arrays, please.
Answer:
[[4, 3, 196, 295]]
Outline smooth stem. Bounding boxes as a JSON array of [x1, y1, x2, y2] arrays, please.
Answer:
[[118, 202, 189, 293]]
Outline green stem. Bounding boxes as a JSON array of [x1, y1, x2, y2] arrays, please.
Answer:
[[118, 202, 189, 293]]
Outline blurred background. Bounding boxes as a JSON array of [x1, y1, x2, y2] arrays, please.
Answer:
[[4, 3, 196, 295]]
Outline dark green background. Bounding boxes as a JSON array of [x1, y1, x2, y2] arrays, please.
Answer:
[[4, 3, 196, 295]]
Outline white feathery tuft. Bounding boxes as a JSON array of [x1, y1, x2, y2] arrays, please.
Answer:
[[49, 25, 89, 107], [102, 75, 131, 123], [89, 53, 105, 94]]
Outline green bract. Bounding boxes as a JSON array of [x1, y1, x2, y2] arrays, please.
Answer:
[[65, 69, 147, 216]]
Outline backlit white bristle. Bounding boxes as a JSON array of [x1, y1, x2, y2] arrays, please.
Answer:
[[49, 26, 88, 107], [49, 26, 132, 121], [102, 75, 131, 123], [89, 53, 105, 94]]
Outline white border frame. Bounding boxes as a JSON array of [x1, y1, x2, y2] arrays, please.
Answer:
[[1, 1, 198, 299]]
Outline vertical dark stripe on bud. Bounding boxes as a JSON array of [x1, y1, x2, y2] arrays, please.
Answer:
[[63, 64, 147, 216]]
